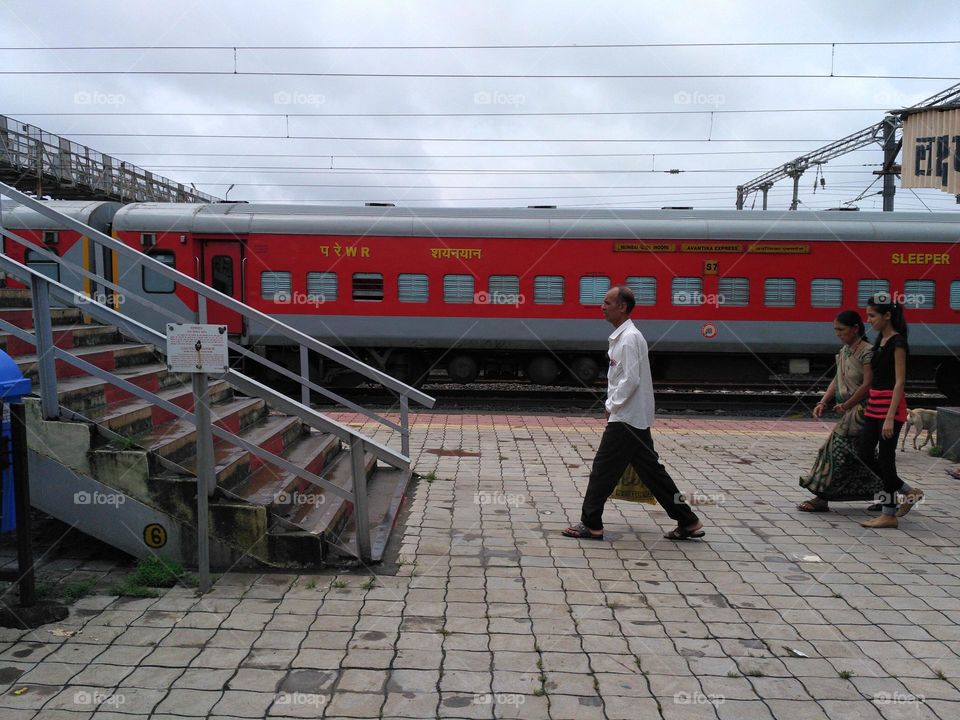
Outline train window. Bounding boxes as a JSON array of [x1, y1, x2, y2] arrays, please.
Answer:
[[811, 279, 842, 307], [398, 273, 429, 303], [625, 276, 656, 306], [718, 277, 749, 306], [444, 274, 475, 303], [488, 275, 520, 304], [261, 271, 292, 301], [952, 281, 960, 310], [352, 273, 384, 301], [671, 277, 703, 305], [764, 278, 796, 307], [307, 272, 337, 302], [25, 248, 61, 283], [580, 275, 610, 305], [534, 276, 564, 304], [857, 279, 889, 307], [143, 251, 176, 293], [904, 280, 934, 309]]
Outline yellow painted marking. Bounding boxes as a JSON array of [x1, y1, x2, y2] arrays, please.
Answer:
[[143, 523, 167, 548]]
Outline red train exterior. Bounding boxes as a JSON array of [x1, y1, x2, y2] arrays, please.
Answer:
[[5, 202, 959, 393]]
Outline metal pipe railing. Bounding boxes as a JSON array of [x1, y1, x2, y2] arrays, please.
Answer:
[[0, 227, 406, 434], [0, 181, 435, 410], [0, 253, 402, 562]]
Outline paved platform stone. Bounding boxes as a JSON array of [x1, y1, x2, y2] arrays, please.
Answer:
[[0, 413, 958, 719]]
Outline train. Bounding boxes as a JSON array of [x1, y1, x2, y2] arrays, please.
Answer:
[[3, 200, 959, 399]]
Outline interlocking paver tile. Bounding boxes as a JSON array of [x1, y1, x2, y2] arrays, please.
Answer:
[[7, 414, 960, 719]]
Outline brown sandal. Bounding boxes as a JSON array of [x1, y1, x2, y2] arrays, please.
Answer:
[[562, 522, 604, 540], [663, 524, 705, 540], [797, 499, 829, 513]]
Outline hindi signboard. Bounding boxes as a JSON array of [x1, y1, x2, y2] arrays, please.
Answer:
[[166, 324, 229, 373], [901, 108, 960, 196]]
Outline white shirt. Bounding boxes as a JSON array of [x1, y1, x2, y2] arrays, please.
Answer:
[[605, 320, 656, 429]]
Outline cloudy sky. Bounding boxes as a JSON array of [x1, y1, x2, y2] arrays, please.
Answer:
[[1, 0, 959, 211]]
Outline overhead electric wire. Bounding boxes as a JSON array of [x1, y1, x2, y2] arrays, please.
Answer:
[[2, 40, 958, 49], [0, 70, 956, 80], [144, 166, 885, 175], [57, 132, 846, 142], [4, 107, 906, 118], [97, 148, 884, 159]]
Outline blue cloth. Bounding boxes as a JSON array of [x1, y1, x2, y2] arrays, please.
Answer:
[[0, 419, 14, 532]]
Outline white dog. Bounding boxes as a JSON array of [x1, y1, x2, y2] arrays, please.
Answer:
[[900, 408, 937, 451]]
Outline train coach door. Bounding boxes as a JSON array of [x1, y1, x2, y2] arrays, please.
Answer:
[[200, 239, 244, 335]]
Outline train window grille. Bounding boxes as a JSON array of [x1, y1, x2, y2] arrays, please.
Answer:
[[858, 279, 889, 307], [488, 275, 520, 304], [764, 278, 796, 307], [443, 274, 474, 303], [579, 275, 610, 305], [143, 251, 176, 294], [811, 278, 842, 307], [140, 232, 157, 248], [904, 280, 934, 309], [261, 271, 292, 301], [534, 276, 564, 305], [307, 272, 337, 302], [625, 276, 656, 306], [24, 248, 61, 284], [718, 277, 749, 307], [352, 273, 384, 301], [398, 273, 429, 303], [671, 277, 703, 305], [952, 281, 960, 310]]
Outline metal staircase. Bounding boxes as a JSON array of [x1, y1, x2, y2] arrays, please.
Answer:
[[0, 183, 434, 569]]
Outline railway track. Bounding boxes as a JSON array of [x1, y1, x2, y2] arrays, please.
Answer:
[[327, 380, 945, 415]]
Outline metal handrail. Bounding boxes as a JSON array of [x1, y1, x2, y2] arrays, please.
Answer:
[[0, 252, 405, 467], [0, 191, 434, 561], [0, 114, 219, 203], [0, 227, 407, 435], [0, 309, 357, 503], [0, 254, 384, 560], [0, 182, 435, 410]]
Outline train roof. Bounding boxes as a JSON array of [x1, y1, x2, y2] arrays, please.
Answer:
[[0, 199, 122, 231], [101, 202, 960, 243]]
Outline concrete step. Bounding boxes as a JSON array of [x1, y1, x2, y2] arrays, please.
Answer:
[[0, 306, 84, 329], [87, 379, 234, 438], [177, 413, 307, 490], [55, 362, 194, 414], [279, 449, 377, 545], [0, 288, 34, 308], [222, 430, 342, 509], [137, 397, 267, 466], [332, 466, 412, 562], [0, 324, 121, 357], [16, 342, 161, 380]]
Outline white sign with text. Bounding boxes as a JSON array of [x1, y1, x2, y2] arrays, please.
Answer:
[[166, 324, 229, 373]]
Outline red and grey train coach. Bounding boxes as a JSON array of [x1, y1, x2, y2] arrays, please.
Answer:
[[3, 202, 960, 397]]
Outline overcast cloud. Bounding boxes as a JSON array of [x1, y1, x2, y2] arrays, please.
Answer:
[[1, 0, 958, 211]]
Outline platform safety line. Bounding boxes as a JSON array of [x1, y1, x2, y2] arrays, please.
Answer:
[[340, 421, 826, 437]]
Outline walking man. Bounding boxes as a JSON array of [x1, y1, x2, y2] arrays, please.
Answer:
[[562, 285, 705, 541]]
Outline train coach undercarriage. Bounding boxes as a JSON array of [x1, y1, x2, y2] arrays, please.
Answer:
[[252, 345, 960, 401]]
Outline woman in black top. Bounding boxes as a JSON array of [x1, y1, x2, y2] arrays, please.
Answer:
[[858, 293, 924, 528]]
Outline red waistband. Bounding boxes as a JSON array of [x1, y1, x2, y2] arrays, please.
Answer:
[[865, 388, 907, 421]]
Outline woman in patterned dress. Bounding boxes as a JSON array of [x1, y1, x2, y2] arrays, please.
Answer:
[[798, 311, 882, 511]]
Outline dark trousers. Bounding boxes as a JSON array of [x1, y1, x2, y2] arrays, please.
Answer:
[[857, 416, 903, 508], [581, 422, 699, 530]]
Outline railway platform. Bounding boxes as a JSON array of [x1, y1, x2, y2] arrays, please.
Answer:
[[1, 412, 959, 719]]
